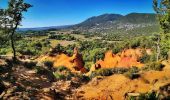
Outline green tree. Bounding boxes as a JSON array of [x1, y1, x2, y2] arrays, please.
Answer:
[[153, 0, 170, 34], [153, 0, 170, 59], [0, 0, 32, 60]]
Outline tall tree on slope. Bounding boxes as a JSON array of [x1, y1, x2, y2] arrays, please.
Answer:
[[153, 0, 170, 59], [0, 0, 32, 60]]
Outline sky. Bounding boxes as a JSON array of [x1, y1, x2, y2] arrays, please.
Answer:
[[0, 0, 155, 28]]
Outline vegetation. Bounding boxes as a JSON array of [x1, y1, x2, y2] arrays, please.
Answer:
[[0, 0, 32, 60], [153, 0, 170, 59], [143, 62, 164, 71], [23, 61, 37, 69], [124, 67, 140, 80], [0, 0, 170, 99], [90, 68, 128, 78], [128, 91, 159, 100]]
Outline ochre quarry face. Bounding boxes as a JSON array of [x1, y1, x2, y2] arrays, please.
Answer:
[[95, 48, 150, 69], [39, 48, 87, 73]]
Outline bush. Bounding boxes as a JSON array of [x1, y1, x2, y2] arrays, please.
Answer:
[[93, 51, 105, 63], [90, 68, 128, 79], [55, 66, 69, 72], [137, 91, 159, 100], [143, 62, 164, 71], [35, 66, 55, 82], [53, 66, 74, 80], [53, 71, 74, 80], [23, 61, 37, 69], [34, 42, 42, 50], [0, 48, 8, 55], [35, 66, 47, 74], [76, 74, 90, 82], [53, 73, 66, 80], [128, 92, 159, 100], [124, 67, 140, 80], [43, 61, 53, 70], [18, 49, 35, 56]]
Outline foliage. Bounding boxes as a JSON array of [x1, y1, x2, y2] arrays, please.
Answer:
[[53, 66, 74, 80], [153, 0, 170, 60], [138, 51, 157, 63], [35, 66, 55, 82], [93, 50, 105, 63], [124, 67, 140, 80], [90, 68, 128, 78], [49, 34, 76, 41], [134, 91, 159, 100], [0, 0, 32, 59], [43, 60, 54, 70], [143, 62, 164, 71]]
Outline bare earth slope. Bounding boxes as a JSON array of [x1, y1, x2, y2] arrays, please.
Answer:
[[75, 68, 170, 100]]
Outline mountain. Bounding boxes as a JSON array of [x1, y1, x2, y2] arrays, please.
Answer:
[[70, 13, 159, 36], [118, 13, 157, 24], [74, 14, 123, 28]]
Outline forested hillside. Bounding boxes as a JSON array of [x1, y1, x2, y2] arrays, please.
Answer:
[[70, 13, 159, 37]]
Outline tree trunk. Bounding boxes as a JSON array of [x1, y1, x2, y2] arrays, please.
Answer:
[[156, 36, 160, 62], [11, 31, 16, 60], [10, 22, 19, 61]]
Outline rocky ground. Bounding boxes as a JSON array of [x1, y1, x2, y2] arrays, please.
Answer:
[[0, 58, 170, 100], [75, 60, 170, 100], [0, 58, 86, 100]]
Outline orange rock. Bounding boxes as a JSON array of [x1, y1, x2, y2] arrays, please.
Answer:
[[95, 48, 146, 69], [39, 47, 86, 73]]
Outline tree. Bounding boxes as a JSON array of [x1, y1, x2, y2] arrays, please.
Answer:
[[0, 0, 32, 60], [151, 33, 161, 61], [153, 0, 170, 34], [153, 0, 170, 59]]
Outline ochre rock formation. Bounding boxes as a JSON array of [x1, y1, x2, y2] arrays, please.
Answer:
[[38, 47, 86, 73], [77, 69, 170, 100], [95, 48, 150, 69]]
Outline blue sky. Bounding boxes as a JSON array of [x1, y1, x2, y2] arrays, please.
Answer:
[[0, 0, 155, 28]]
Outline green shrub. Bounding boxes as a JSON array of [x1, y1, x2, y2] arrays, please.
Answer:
[[53, 71, 74, 80], [124, 67, 140, 80], [90, 68, 128, 79], [0, 48, 8, 55], [53, 72, 66, 80], [43, 61, 53, 70], [56, 66, 70, 72], [35, 66, 46, 74], [127, 91, 159, 100], [76, 74, 91, 82], [53, 66, 74, 80], [143, 62, 164, 71], [138, 91, 159, 100], [90, 68, 112, 78], [18, 49, 35, 56]]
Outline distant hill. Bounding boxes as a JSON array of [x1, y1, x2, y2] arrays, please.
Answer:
[[75, 14, 123, 28], [70, 13, 159, 36], [18, 25, 71, 31], [118, 13, 157, 24]]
